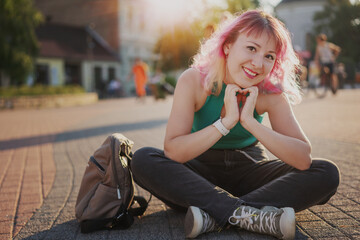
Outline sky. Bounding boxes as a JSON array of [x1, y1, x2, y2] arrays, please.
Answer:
[[207, 0, 282, 13], [146, 0, 357, 29], [146, 0, 283, 29], [260, 0, 281, 12]]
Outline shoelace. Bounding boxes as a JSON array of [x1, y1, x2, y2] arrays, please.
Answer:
[[229, 207, 278, 235], [200, 210, 216, 233]]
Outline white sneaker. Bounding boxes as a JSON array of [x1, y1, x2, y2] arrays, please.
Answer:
[[228, 205, 295, 240], [184, 206, 217, 238]]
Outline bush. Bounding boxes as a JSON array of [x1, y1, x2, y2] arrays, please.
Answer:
[[164, 75, 177, 88], [0, 85, 86, 97]]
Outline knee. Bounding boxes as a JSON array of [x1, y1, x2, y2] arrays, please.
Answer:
[[132, 147, 154, 170], [131, 147, 164, 174], [313, 159, 340, 192]]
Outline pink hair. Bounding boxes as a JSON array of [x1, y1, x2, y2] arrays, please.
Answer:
[[191, 10, 302, 104]]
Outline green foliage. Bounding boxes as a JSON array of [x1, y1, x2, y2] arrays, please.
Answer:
[[154, 0, 256, 73], [226, 0, 258, 14], [313, 0, 360, 63], [338, 56, 357, 81], [0, 85, 85, 97], [0, 0, 43, 85], [154, 24, 201, 72], [164, 75, 177, 88]]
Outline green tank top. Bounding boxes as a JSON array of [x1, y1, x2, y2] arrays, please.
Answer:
[[192, 84, 264, 149]]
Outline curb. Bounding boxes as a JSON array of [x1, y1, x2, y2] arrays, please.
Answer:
[[0, 93, 98, 110]]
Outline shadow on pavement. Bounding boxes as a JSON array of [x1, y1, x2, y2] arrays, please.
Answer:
[[0, 119, 168, 151]]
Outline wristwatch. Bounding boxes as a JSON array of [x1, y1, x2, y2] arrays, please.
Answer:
[[213, 118, 230, 136]]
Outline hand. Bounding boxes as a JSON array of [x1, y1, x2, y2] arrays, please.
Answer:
[[221, 84, 241, 129], [238, 86, 258, 125]]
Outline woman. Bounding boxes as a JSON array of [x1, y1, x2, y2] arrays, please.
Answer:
[[131, 10, 340, 240]]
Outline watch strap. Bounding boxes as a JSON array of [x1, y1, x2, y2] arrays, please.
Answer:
[[212, 118, 230, 136]]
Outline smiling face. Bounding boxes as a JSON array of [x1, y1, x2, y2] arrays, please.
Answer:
[[223, 31, 277, 88]]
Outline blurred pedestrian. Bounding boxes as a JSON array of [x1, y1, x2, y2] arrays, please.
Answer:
[[314, 33, 341, 92], [131, 10, 340, 240], [149, 66, 165, 100], [107, 78, 122, 98], [308, 60, 321, 85], [336, 62, 347, 89], [131, 58, 148, 101]]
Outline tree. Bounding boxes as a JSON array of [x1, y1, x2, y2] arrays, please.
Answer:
[[225, 0, 259, 14], [313, 0, 360, 63], [154, 0, 257, 72], [154, 24, 201, 72], [0, 0, 43, 86]]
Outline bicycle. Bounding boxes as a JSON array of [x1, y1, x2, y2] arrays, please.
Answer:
[[319, 64, 339, 95], [300, 63, 338, 98]]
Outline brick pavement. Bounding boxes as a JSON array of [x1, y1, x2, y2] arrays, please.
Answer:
[[0, 90, 359, 240]]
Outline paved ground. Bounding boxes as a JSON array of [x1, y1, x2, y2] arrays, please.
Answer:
[[0, 88, 359, 240]]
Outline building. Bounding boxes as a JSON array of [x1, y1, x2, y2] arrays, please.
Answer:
[[33, 0, 161, 94], [275, 0, 326, 52], [118, 0, 160, 77], [34, 23, 121, 95]]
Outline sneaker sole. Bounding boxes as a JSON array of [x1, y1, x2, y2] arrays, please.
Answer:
[[279, 207, 295, 240], [184, 206, 203, 238]]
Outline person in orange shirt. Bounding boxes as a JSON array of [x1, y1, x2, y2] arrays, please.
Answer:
[[132, 58, 148, 100]]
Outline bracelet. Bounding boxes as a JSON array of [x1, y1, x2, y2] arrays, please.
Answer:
[[212, 118, 230, 136]]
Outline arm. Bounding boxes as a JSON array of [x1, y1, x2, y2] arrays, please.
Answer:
[[242, 91, 312, 170], [163, 69, 223, 163], [328, 42, 341, 58], [164, 69, 242, 163]]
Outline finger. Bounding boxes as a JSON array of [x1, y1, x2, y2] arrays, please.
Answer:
[[225, 84, 238, 95]]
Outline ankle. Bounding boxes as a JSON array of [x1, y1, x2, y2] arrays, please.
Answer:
[[184, 206, 219, 238]]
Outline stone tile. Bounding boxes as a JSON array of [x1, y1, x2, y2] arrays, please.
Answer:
[[316, 237, 351, 240], [298, 220, 330, 229], [339, 225, 360, 236], [326, 218, 360, 227], [0, 233, 11, 239], [328, 197, 357, 206], [336, 204, 360, 212], [0, 220, 12, 234], [347, 211, 360, 219], [304, 227, 346, 238], [316, 211, 352, 220], [296, 211, 321, 222]]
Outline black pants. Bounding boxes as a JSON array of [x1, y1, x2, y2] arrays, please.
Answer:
[[131, 143, 340, 227]]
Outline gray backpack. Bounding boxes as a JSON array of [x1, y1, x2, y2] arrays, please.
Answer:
[[75, 133, 150, 233]]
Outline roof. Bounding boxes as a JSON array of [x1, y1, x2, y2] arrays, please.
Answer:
[[36, 23, 119, 62]]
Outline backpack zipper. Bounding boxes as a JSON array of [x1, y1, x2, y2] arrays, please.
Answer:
[[90, 156, 105, 172]]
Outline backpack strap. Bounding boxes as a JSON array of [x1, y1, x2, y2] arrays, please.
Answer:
[[80, 205, 134, 233], [128, 195, 151, 216], [80, 195, 151, 233]]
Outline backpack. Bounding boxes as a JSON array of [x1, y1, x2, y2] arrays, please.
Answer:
[[75, 133, 151, 233]]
